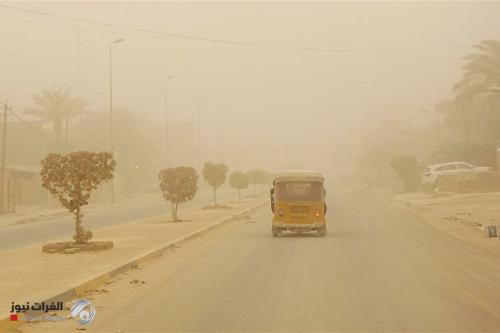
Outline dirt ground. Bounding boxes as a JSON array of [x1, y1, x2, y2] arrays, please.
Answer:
[[377, 188, 500, 252]]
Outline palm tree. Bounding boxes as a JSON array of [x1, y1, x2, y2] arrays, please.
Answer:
[[454, 40, 500, 111], [461, 40, 500, 85], [26, 87, 86, 149], [438, 40, 500, 156]]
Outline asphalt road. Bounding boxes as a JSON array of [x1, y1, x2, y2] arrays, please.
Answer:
[[24, 184, 500, 332], [0, 188, 234, 252]]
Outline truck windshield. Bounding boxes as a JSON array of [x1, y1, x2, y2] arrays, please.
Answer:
[[275, 181, 323, 202]]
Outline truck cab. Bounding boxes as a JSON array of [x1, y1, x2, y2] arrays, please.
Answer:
[[270, 170, 327, 237]]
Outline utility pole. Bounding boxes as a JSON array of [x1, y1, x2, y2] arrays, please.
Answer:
[[196, 97, 204, 172], [0, 100, 9, 214], [164, 75, 175, 168], [197, 107, 201, 171], [108, 38, 124, 204]]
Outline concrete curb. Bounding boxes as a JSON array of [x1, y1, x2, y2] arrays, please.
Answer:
[[0, 199, 268, 333]]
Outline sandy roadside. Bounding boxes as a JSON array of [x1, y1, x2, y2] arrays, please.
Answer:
[[0, 196, 266, 323], [371, 188, 500, 252]]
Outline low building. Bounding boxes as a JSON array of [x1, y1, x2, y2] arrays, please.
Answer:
[[0, 164, 46, 211]]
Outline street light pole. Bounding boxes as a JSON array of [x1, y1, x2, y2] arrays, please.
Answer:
[[164, 75, 175, 168], [109, 38, 124, 204], [196, 97, 204, 172], [0, 100, 9, 214]]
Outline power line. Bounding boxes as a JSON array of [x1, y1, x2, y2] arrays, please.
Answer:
[[0, 4, 338, 52], [7, 109, 54, 141], [0, 4, 465, 54]]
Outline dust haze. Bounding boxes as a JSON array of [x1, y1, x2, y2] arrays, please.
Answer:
[[2, 1, 499, 181], [3, 2, 500, 332]]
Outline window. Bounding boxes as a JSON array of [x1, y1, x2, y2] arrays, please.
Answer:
[[275, 182, 323, 202]]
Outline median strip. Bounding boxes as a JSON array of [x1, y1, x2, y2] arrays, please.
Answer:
[[0, 198, 267, 333]]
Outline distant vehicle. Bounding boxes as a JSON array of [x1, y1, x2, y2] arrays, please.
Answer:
[[270, 170, 327, 237], [421, 162, 494, 188]]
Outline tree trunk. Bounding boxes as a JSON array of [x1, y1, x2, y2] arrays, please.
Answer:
[[54, 120, 63, 144], [213, 186, 217, 206], [238, 188, 241, 202], [171, 201, 178, 222], [74, 206, 83, 244]]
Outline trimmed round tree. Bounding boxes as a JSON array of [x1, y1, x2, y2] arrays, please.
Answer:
[[202, 162, 229, 206], [159, 166, 198, 222], [246, 169, 268, 195], [229, 170, 249, 202], [40, 151, 116, 244]]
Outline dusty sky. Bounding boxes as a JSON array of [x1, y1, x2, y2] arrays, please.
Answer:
[[1, 1, 500, 174]]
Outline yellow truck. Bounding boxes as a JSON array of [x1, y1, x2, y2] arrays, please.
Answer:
[[270, 170, 327, 237]]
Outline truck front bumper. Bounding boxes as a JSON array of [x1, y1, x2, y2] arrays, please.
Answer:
[[273, 222, 325, 230]]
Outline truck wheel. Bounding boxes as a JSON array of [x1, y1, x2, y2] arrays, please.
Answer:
[[272, 227, 280, 238], [317, 226, 327, 237]]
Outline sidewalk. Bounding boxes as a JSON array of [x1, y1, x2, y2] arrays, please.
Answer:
[[0, 197, 267, 329], [377, 189, 500, 252]]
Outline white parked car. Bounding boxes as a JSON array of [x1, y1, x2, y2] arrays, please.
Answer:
[[421, 162, 494, 188]]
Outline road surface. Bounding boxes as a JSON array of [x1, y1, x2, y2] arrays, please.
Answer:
[[0, 188, 233, 251], [23, 184, 500, 332]]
